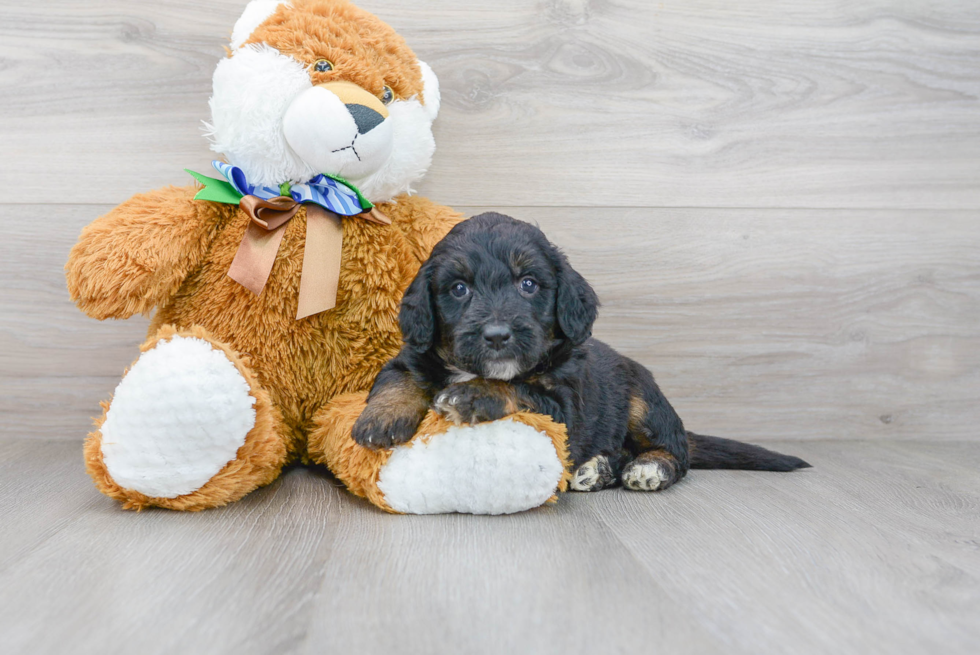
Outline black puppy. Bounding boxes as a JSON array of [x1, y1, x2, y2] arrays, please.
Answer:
[[353, 213, 809, 491]]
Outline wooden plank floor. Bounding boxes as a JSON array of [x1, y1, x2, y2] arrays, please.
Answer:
[[1, 438, 977, 655]]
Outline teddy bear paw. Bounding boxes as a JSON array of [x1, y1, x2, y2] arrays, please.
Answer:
[[99, 335, 257, 499]]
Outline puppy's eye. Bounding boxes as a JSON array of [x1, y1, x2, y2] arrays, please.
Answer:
[[519, 277, 539, 295], [313, 59, 334, 73], [381, 85, 394, 105], [450, 282, 469, 298]]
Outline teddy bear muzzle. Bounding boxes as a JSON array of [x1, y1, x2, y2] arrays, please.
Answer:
[[282, 80, 394, 182]]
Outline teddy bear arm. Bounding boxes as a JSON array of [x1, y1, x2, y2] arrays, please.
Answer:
[[66, 185, 228, 320]]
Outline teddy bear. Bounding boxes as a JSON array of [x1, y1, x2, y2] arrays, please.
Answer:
[[66, 0, 570, 514]]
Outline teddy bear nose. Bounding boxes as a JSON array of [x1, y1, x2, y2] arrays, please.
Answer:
[[346, 104, 385, 134]]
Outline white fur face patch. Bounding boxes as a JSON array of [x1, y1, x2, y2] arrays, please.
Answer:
[[206, 44, 317, 187], [100, 336, 257, 499], [446, 365, 478, 383], [282, 86, 395, 181], [483, 359, 522, 381], [378, 419, 565, 515]]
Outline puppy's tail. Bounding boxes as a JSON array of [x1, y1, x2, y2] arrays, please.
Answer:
[[687, 432, 811, 471]]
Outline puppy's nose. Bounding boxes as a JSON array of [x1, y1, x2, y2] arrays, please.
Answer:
[[346, 103, 384, 134], [483, 323, 512, 350]]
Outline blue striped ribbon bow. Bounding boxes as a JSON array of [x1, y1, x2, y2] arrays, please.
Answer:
[[211, 161, 369, 216]]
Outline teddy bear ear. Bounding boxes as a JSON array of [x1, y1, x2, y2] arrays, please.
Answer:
[[230, 0, 287, 50], [417, 60, 441, 122]]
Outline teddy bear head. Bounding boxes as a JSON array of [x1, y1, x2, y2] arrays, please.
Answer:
[[206, 0, 440, 203]]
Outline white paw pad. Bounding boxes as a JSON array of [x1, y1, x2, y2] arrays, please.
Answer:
[[432, 390, 465, 424], [377, 419, 564, 515], [621, 458, 673, 491], [570, 455, 615, 492], [100, 336, 256, 499]]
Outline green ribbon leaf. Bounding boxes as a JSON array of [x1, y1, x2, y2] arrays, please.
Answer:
[[323, 173, 373, 210], [185, 169, 243, 205]]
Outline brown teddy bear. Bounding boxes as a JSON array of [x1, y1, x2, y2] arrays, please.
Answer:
[[66, 0, 569, 514]]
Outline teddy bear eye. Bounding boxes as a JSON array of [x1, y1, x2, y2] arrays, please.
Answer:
[[381, 85, 394, 105], [313, 59, 333, 73]]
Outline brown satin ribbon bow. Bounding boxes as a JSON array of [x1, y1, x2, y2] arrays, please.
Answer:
[[227, 195, 390, 320]]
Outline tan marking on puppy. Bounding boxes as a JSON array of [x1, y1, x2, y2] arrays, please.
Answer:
[[626, 394, 658, 451], [368, 377, 429, 418], [508, 249, 537, 275], [526, 373, 556, 391], [353, 375, 432, 448], [487, 380, 519, 415], [628, 395, 647, 432], [621, 450, 679, 492]]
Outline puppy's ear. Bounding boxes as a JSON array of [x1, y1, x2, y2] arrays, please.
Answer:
[[400, 260, 437, 352], [556, 253, 599, 345]]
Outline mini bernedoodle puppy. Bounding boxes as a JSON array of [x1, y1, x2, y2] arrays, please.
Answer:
[[353, 212, 810, 491]]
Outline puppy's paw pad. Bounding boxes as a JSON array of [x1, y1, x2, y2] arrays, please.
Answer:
[[352, 411, 421, 450], [432, 391, 464, 424], [621, 458, 674, 491], [570, 455, 616, 492], [432, 384, 508, 425]]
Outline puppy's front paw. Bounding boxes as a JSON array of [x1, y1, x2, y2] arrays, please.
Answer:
[[433, 382, 511, 425], [352, 405, 422, 450], [569, 455, 618, 492]]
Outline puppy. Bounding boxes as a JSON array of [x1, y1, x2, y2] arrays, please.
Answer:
[[353, 212, 810, 491]]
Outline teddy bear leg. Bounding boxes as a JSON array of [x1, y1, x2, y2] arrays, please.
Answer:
[[84, 325, 288, 511], [308, 393, 571, 515]]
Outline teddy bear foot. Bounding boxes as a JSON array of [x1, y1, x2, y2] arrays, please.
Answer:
[[377, 419, 567, 514], [309, 393, 572, 515], [85, 325, 288, 511]]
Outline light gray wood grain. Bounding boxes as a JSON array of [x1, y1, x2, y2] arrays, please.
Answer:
[[1, 438, 978, 655], [299, 492, 722, 655], [588, 440, 980, 654], [526, 207, 980, 442], [0, 0, 978, 207], [8, 204, 977, 441]]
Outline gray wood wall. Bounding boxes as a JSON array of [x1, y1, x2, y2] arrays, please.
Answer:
[[2, 0, 978, 442]]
